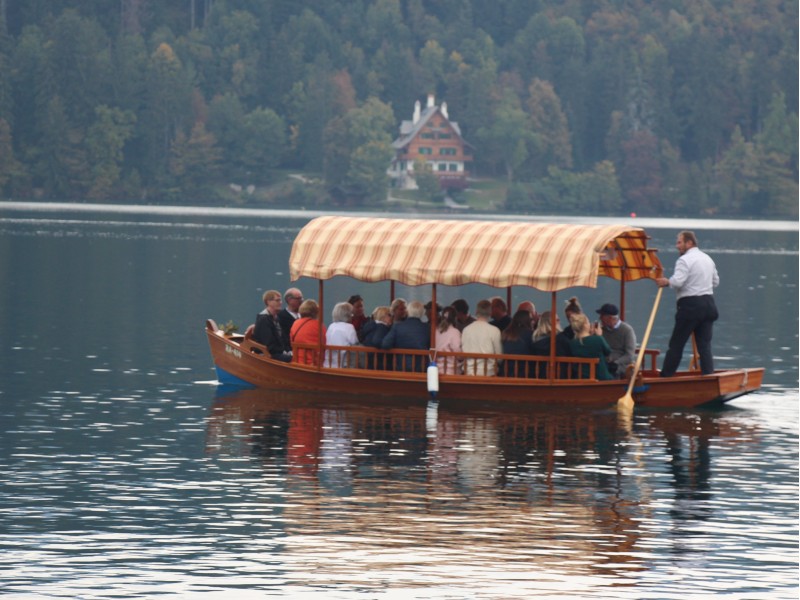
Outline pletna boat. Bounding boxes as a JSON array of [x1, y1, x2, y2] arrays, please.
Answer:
[[205, 216, 763, 408]]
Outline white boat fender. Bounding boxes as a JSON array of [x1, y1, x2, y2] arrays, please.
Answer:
[[427, 350, 439, 398]]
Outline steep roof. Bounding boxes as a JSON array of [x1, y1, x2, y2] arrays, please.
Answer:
[[391, 105, 464, 149]]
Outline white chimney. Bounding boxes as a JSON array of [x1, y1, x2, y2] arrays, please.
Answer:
[[427, 93, 435, 108], [441, 101, 448, 119], [413, 100, 421, 124]]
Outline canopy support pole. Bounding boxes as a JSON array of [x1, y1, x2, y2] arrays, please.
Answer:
[[430, 284, 438, 349], [619, 278, 626, 320], [549, 291, 557, 381], [317, 280, 324, 370], [390, 281, 396, 303], [507, 287, 512, 314]]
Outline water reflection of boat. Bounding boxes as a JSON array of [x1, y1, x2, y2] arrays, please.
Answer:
[[206, 387, 743, 577], [206, 217, 763, 408]]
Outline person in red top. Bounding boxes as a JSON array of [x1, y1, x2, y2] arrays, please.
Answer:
[[290, 299, 326, 365]]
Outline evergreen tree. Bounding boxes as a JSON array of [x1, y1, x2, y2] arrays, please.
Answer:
[[143, 42, 192, 187], [85, 105, 136, 199]]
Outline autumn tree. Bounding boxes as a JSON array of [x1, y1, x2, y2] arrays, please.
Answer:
[[169, 121, 221, 196], [619, 130, 662, 214]]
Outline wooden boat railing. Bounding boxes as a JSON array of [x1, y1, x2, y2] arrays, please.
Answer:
[[210, 320, 659, 382], [287, 343, 601, 381]]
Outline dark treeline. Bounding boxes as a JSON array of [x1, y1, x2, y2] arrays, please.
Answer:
[[0, 0, 796, 216]]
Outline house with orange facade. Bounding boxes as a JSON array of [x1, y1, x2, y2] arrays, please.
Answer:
[[389, 94, 473, 190]]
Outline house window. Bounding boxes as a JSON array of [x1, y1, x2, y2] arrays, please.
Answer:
[[418, 147, 432, 155], [439, 147, 457, 156], [448, 163, 458, 172], [438, 133, 452, 139], [421, 132, 435, 139], [438, 163, 446, 171]]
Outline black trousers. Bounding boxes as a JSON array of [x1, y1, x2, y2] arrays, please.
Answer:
[[661, 295, 718, 377]]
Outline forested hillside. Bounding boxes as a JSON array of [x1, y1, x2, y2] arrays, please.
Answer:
[[0, 0, 796, 216]]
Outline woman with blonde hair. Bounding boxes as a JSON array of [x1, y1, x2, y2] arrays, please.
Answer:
[[530, 311, 571, 378], [289, 299, 326, 365], [568, 313, 613, 380], [362, 306, 392, 369]]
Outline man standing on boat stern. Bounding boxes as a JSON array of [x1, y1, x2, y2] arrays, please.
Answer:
[[656, 231, 719, 377]]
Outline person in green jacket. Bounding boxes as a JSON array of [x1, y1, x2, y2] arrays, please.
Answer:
[[567, 313, 614, 380]]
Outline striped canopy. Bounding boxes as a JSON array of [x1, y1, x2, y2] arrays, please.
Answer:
[[289, 216, 663, 291]]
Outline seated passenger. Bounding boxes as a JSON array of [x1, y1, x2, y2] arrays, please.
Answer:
[[390, 297, 408, 322], [531, 311, 572, 378], [348, 294, 368, 342], [381, 300, 430, 372], [451, 298, 476, 332], [462, 299, 503, 376], [278, 287, 304, 349], [424, 300, 441, 324], [289, 299, 326, 365], [595, 303, 636, 378], [489, 296, 511, 331], [324, 302, 359, 368], [517, 300, 539, 330], [568, 313, 614, 380], [434, 306, 462, 375], [362, 306, 392, 369], [562, 296, 583, 340], [500, 309, 534, 377], [253, 289, 293, 362]]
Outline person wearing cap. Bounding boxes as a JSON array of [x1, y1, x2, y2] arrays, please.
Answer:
[[656, 230, 719, 376], [595, 303, 636, 378]]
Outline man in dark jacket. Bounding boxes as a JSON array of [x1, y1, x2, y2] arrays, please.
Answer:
[[253, 289, 293, 362], [489, 296, 511, 331], [277, 287, 303, 349], [381, 300, 430, 372]]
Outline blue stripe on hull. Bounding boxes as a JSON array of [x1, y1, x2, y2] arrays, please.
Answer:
[[215, 366, 256, 388]]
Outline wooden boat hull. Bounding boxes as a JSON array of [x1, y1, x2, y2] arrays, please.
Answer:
[[206, 329, 764, 409]]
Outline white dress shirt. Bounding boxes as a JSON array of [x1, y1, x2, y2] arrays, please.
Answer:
[[668, 247, 719, 299]]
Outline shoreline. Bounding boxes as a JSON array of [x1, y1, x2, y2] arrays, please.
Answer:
[[0, 200, 797, 231]]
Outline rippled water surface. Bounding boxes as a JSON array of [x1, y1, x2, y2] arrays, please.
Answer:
[[0, 205, 797, 599]]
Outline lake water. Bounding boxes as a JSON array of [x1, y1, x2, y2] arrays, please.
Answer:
[[0, 203, 797, 599]]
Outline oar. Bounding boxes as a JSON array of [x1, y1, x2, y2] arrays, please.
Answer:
[[690, 333, 700, 371], [618, 287, 663, 410]]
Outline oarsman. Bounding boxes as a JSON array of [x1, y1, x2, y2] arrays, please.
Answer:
[[656, 231, 719, 376]]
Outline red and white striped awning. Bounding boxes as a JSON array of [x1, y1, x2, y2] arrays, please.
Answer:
[[289, 216, 663, 291]]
